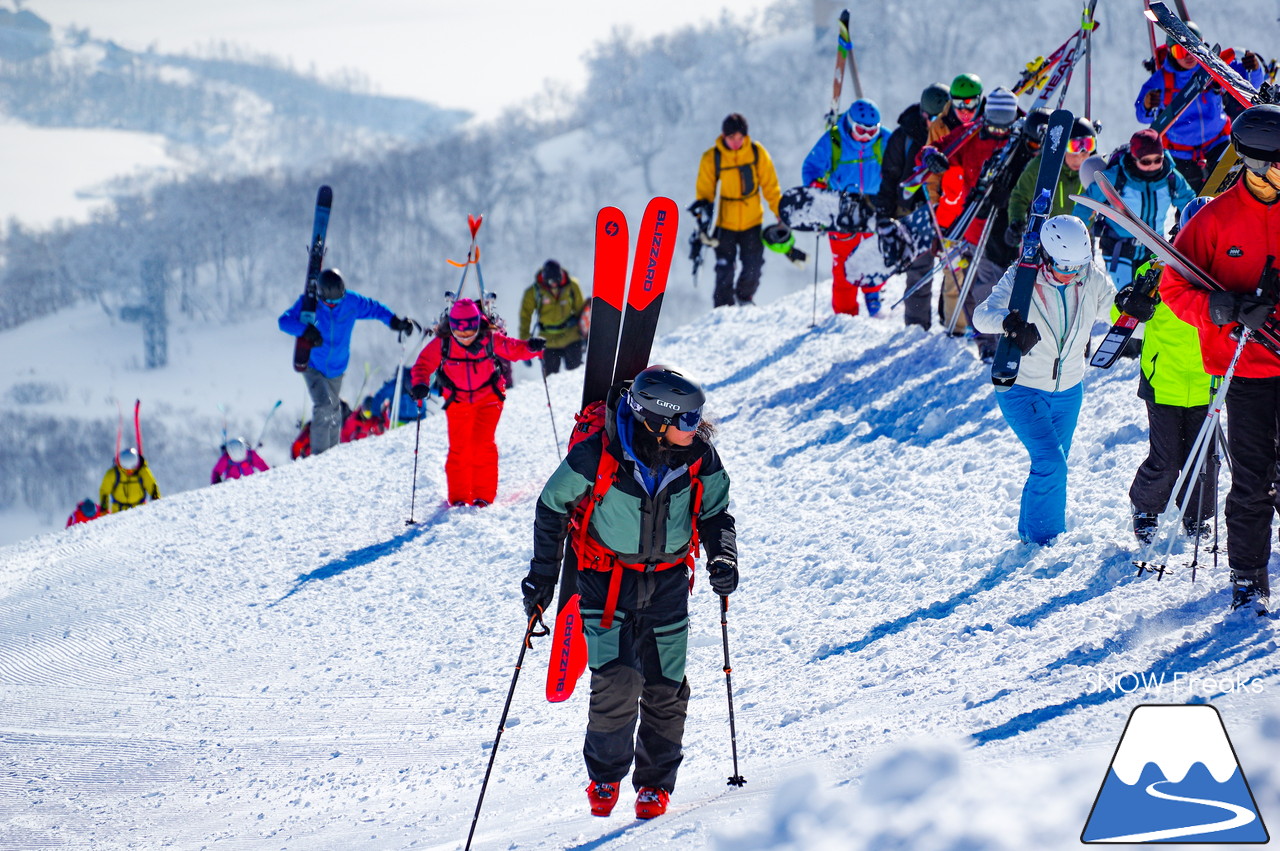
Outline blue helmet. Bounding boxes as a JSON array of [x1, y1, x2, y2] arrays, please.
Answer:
[[844, 99, 881, 133], [1180, 196, 1212, 227]]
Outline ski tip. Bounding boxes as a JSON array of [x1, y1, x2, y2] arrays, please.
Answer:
[[317, 185, 333, 204], [468, 214, 483, 237]]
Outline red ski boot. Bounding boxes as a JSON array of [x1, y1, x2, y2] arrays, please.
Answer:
[[586, 780, 621, 816], [634, 786, 670, 819]]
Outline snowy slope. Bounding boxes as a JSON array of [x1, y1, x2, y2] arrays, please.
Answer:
[[2, 283, 1277, 850]]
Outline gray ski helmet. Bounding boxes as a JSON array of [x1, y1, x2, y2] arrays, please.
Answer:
[[762, 222, 796, 253], [1231, 104, 1280, 173], [541, 259, 563, 286], [982, 87, 1019, 130], [920, 82, 950, 118], [627, 365, 706, 431], [319, 269, 345, 301], [1078, 154, 1107, 189], [119, 447, 140, 471], [226, 437, 249, 463]]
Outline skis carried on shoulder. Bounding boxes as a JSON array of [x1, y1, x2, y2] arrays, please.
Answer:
[[547, 197, 678, 704], [293, 186, 333, 373], [991, 109, 1074, 390], [1090, 258, 1163, 369], [1146, 2, 1274, 109]]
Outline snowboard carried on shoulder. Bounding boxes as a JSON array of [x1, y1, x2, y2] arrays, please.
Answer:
[[779, 185, 874, 233], [292, 186, 334, 373], [546, 196, 678, 704], [990, 108, 1074, 391]]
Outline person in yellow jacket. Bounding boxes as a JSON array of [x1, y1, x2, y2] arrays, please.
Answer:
[[99, 447, 160, 513], [518, 259, 586, 374], [693, 113, 782, 308]]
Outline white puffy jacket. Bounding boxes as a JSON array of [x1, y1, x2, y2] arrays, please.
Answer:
[[972, 259, 1114, 393]]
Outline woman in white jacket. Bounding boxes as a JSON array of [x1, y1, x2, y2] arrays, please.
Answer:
[[973, 215, 1116, 545]]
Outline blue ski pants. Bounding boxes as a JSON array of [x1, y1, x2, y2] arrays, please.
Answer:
[[996, 383, 1084, 545]]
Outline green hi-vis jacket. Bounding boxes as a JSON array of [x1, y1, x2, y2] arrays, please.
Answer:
[[528, 400, 736, 580]]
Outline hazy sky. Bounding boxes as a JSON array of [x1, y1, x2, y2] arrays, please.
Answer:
[[27, 0, 771, 119]]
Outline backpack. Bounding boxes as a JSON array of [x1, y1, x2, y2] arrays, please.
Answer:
[[565, 389, 705, 629], [713, 142, 763, 201]]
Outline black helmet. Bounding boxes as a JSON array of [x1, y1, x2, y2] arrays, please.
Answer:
[[1232, 104, 1280, 171], [79, 498, 97, 516], [627, 365, 706, 431], [319, 268, 345, 301], [1023, 107, 1052, 143], [1070, 116, 1097, 139], [541, 259, 563, 286], [919, 82, 950, 118]]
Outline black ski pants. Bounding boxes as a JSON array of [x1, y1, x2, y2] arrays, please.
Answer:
[[713, 225, 763, 307], [579, 567, 690, 792], [901, 247, 938, 331], [1224, 376, 1280, 594], [542, 339, 584, 375], [1129, 400, 1217, 523]]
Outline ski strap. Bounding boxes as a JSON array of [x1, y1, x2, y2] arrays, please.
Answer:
[[570, 435, 704, 629]]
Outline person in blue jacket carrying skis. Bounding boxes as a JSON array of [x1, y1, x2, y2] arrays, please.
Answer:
[[802, 98, 892, 317], [278, 268, 417, 455]]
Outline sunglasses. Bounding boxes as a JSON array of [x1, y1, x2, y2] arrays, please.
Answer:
[[1136, 154, 1164, 167], [1067, 136, 1096, 154], [850, 121, 879, 142], [450, 316, 481, 332], [952, 96, 980, 112]]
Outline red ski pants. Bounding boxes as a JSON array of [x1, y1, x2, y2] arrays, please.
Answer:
[[444, 397, 503, 504], [829, 230, 876, 316]]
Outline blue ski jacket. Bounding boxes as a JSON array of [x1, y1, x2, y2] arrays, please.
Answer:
[[1073, 153, 1194, 241], [1134, 57, 1262, 155], [278, 291, 394, 378], [801, 108, 891, 196]]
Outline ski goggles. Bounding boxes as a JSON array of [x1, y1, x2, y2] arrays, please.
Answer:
[[449, 316, 482, 332], [1170, 43, 1189, 61], [628, 394, 702, 432], [322, 296, 344, 306], [1241, 156, 1280, 176], [1066, 136, 1096, 154], [850, 121, 879, 142], [952, 96, 981, 113], [1043, 251, 1089, 279]]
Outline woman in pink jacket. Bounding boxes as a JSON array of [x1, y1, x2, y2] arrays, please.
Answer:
[[410, 299, 544, 506], [212, 437, 270, 484]]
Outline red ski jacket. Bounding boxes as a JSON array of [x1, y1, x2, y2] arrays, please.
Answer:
[[1161, 179, 1280, 379], [411, 329, 540, 405]]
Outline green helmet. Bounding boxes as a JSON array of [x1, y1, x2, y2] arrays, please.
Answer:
[[920, 82, 950, 118], [950, 73, 983, 100], [762, 222, 795, 254]]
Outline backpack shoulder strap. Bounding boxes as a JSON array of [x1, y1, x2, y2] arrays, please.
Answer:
[[572, 433, 620, 558], [713, 147, 721, 178]]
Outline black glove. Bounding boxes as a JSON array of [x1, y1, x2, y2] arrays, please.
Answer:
[[1242, 51, 1261, 72], [410, 383, 431, 400], [1004, 222, 1025, 248], [707, 557, 739, 597], [521, 570, 557, 618], [1002, 310, 1041, 355], [1115, 286, 1160, 322], [301, 325, 323, 345], [688, 199, 713, 218], [389, 315, 417, 333], [1209, 291, 1275, 331], [526, 336, 546, 353], [876, 218, 905, 267], [922, 146, 950, 175]]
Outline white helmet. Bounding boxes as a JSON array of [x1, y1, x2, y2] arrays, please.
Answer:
[[118, 447, 140, 471], [226, 437, 249, 463], [1039, 215, 1093, 274]]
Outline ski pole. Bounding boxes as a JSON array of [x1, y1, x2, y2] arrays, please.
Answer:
[[540, 362, 563, 460], [945, 214, 997, 336], [406, 404, 423, 525], [256, 400, 283, 448], [464, 610, 548, 851], [810, 233, 820, 327], [719, 596, 747, 788]]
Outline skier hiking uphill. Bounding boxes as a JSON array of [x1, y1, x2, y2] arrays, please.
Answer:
[[520, 365, 738, 820], [341, 396, 388, 443], [972, 216, 1114, 545], [802, 98, 893, 316], [1160, 105, 1280, 616], [693, 113, 783, 307], [278, 268, 418, 455], [66, 498, 103, 527], [211, 437, 269, 484], [1135, 22, 1265, 191], [875, 81, 951, 329], [410, 298, 544, 507], [519, 259, 586, 375], [99, 447, 160, 513]]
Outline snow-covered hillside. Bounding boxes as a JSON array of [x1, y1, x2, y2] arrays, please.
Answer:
[[2, 288, 1276, 850]]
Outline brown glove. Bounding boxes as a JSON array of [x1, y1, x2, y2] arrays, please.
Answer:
[[1242, 50, 1261, 72], [1142, 89, 1161, 111]]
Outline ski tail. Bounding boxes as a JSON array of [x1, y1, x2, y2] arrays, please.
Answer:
[[581, 207, 629, 409], [134, 399, 143, 459], [114, 401, 123, 466], [293, 186, 333, 373], [545, 588, 588, 703], [612, 196, 679, 386]]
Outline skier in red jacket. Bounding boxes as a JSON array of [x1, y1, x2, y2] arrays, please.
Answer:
[[409, 298, 544, 506], [1160, 105, 1280, 616]]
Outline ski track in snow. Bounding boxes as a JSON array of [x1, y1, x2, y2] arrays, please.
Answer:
[[1, 279, 1278, 850]]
